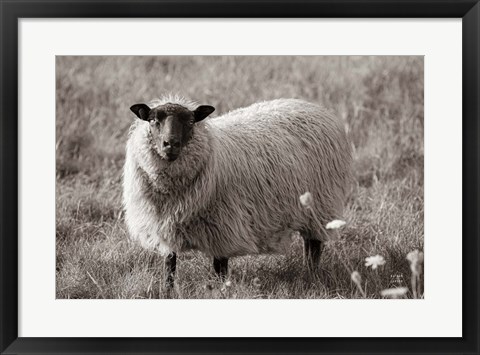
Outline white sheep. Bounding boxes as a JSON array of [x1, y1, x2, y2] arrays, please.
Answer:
[[123, 95, 352, 286]]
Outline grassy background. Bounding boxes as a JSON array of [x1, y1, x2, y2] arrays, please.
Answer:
[[56, 56, 424, 299]]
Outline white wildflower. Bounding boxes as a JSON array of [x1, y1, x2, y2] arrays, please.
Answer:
[[326, 220, 346, 230], [380, 287, 408, 299], [365, 255, 386, 270], [299, 192, 313, 208], [406, 250, 424, 276], [351, 271, 362, 284], [351, 271, 366, 298]]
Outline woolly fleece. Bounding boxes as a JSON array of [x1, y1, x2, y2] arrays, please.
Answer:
[[123, 97, 352, 257]]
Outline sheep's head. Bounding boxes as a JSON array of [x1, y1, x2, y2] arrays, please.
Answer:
[[130, 102, 214, 162]]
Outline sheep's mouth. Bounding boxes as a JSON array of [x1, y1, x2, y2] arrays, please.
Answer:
[[165, 153, 179, 162]]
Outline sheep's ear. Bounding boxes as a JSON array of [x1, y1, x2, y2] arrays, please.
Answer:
[[193, 105, 215, 122], [130, 104, 151, 121]]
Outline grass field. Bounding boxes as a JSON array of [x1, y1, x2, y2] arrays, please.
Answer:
[[56, 56, 424, 299]]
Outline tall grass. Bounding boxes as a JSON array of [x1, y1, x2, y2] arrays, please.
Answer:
[[56, 56, 424, 299]]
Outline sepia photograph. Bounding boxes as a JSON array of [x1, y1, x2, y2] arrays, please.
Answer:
[[56, 55, 424, 299]]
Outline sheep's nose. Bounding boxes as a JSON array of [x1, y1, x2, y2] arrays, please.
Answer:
[[163, 140, 181, 149]]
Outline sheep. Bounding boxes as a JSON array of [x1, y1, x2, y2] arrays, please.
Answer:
[[123, 95, 352, 287]]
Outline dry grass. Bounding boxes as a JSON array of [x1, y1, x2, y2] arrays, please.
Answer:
[[56, 56, 424, 299]]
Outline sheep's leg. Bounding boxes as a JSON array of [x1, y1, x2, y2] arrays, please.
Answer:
[[213, 257, 229, 280], [303, 234, 323, 272], [164, 252, 177, 288]]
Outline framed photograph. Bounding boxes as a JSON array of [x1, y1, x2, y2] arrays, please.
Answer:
[[1, 0, 479, 354]]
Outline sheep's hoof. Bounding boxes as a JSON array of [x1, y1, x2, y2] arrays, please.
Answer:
[[213, 257, 229, 280], [164, 252, 177, 288], [304, 239, 323, 273]]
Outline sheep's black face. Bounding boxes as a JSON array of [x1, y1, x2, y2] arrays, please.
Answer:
[[130, 102, 215, 162]]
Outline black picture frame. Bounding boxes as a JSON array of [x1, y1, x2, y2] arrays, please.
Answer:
[[1, 1, 479, 354]]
